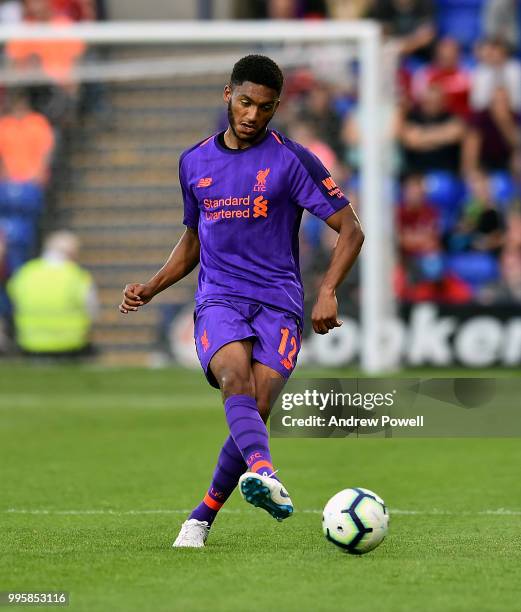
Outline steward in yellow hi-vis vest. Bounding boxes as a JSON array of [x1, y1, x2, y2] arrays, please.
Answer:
[[7, 231, 96, 354]]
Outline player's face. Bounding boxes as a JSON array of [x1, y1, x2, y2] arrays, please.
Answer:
[[224, 82, 280, 142]]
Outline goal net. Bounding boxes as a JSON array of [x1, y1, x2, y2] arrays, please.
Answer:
[[0, 21, 396, 372]]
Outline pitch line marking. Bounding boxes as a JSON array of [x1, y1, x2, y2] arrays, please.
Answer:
[[3, 508, 521, 516]]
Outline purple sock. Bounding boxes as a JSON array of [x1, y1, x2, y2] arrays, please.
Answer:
[[189, 435, 246, 526], [224, 394, 276, 478]]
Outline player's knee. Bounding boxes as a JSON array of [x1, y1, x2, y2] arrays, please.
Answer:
[[219, 368, 255, 398], [256, 398, 271, 423]]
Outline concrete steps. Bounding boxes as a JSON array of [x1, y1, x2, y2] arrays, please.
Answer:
[[50, 58, 223, 360]]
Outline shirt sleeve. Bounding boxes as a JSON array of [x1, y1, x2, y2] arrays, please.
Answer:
[[179, 153, 199, 230], [285, 141, 350, 221]]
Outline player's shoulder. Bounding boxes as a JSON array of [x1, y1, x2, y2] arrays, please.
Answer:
[[276, 132, 328, 174], [274, 131, 322, 164], [179, 133, 216, 169]]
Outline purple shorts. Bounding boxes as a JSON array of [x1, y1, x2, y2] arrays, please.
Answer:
[[193, 298, 302, 388]]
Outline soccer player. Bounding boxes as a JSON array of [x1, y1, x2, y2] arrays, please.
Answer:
[[119, 55, 364, 547]]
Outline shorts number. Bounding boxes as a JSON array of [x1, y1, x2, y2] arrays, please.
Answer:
[[278, 327, 289, 355], [278, 327, 298, 370]]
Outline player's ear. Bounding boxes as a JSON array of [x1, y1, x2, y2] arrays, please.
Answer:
[[223, 84, 232, 103]]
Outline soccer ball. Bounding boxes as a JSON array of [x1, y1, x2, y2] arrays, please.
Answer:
[[322, 488, 389, 555]]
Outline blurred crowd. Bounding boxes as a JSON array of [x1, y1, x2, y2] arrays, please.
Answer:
[[0, 0, 101, 353], [1, 0, 521, 356], [250, 0, 521, 306]]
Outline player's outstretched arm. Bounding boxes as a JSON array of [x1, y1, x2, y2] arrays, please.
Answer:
[[119, 227, 200, 314], [311, 206, 364, 334]]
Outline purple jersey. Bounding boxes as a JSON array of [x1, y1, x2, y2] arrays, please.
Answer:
[[179, 129, 349, 321]]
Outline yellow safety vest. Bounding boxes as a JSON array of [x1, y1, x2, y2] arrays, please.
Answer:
[[7, 258, 92, 353]]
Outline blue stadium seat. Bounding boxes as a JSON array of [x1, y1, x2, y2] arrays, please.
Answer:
[[424, 171, 464, 232], [446, 252, 499, 287], [488, 172, 515, 209], [0, 182, 44, 217], [436, 0, 484, 50]]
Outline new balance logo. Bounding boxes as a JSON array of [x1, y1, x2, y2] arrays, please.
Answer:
[[253, 195, 268, 218], [197, 177, 213, 187]]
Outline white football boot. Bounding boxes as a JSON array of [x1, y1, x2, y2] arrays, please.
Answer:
[[239, 472, 294, 521], [172, 519, 210, 548]]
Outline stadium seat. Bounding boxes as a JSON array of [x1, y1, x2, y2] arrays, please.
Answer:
[[488, 172, 515, 210], [424, 171, 464, 232], [0, 182, 44, 217], [436, 0, 484, 50], [446, 252, 499, 287], [401, 55, 427, 74]]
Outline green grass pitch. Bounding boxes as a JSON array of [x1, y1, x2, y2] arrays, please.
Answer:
[[1, 365, 520, 611]]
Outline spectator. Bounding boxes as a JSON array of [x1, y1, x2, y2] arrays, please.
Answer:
[[51, 0, 95, 20], [504, 209, 521, 252], [288, 119, 338, 174], [412, 37, 471, 118], [482, 0, 519, 52], [470, 38, 521, 113], [399, 83, 465, 174], [299, 84, 344, 159], [6, 0, 86, 93], [247, 0, 328, 19], [7, 230, 97, 356], [495, 246, 521, 302], [450, 171, 504, 256], [328, 0, 372, 20], [366, 0, 436, 59], [298, 0, 328, 19], [481, 210, 521, 303], [397, 173, 441, 261], [343, 92, 404, 174], [396, 173, 472, 303], [0, 89, 55, 185], [462, 87, 520, 175], [509, 148, 521, 204]]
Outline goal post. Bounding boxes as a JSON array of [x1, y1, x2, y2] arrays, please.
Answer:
[[0, 20, 395, 372]]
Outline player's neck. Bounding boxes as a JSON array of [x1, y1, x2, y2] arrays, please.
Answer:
[[223, 126, 267, 150]]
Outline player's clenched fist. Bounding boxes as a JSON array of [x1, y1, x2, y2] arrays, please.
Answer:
[[119, 283, 153, 314], [311, 290, 343, 335]]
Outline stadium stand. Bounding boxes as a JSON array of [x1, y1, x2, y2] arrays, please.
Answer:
[[0, 0, 520, 361], [50, 67, 220, 362]]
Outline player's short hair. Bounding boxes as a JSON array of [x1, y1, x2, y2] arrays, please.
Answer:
[[230, 55, 284, 95]]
